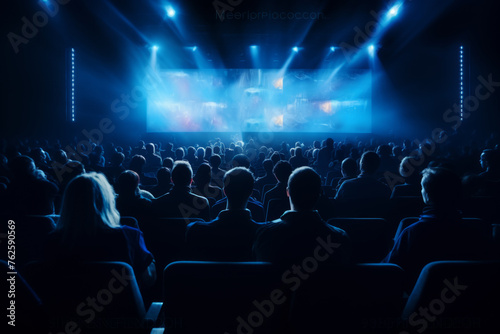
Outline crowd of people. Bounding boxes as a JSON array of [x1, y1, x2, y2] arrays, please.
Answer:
[[1, 133, 499, 297]]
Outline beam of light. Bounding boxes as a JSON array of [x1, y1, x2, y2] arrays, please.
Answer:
[[250, 45, 260, 68], [292, 46, 299, 53]]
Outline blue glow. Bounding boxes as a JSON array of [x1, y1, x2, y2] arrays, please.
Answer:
[[71, 48, 75, 122], [192, 46, 197, 52], [387, 3, 402, 19], [152, 45, 159, 51], [330, 46, 336, 52], [166, 5, 176, 18], [250, 45, 258, 49], [460, 46, 464, 121], [292, 46, 299, 53], [368, 44, 376, 57]]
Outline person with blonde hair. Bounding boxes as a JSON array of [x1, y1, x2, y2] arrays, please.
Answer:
[[44, 172, 156, 289]]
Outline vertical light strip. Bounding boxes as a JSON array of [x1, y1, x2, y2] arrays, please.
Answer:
[[460, 45, 464, 121], [71, 48, 75, 122]]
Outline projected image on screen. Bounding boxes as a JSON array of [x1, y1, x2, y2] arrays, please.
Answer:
[[147, 69, 371, 133]]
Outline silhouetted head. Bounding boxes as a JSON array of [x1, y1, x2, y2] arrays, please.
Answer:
[[273, 161, 293, 183], [270, 151, 280, 165], [223, 167, 255, 209], [377, 144, 392, 157], [194, 163, 211, 186], [116, 170, 140, 197], [146, 143, 155, 154], [8, 155, 37, 180], [360, 151, 380, 175], [129, 155, 146, 174], [163, 157, 174, 169], [231, 154, 250, 168], [156, 167, 171, 186], [287, 167, 322, 211], [171, 161, 193, 187], [480, 149, 500, 171], [262, 159, 274, 173], [325, 138, 334, 149], [209, 154, 222, 169], [110, 152, 125, 166], [295, 147, 303, 157], [341, 157, 358, 178], [399, 157, 421, 185], [421, 167, 462, 208], [175, 147, 185, 160]]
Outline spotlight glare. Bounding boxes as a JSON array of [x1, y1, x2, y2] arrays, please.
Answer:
[[166, 5, 176, 18], [250, 45, 258, 49], [152, 45, 159, 51], [387, 3, 402, 18], [330, 46, 336, 52], [292, 46, 299, 53], [368, 44, 375, 56], [192, 46, 197, 52]]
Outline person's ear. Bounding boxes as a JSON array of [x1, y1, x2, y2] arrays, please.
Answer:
[[190, 178, 193, 185], [286, 187, 290, 198]]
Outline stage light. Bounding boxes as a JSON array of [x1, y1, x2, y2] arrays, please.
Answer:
[[292, 46, 299, 53], [368, 44, 375, 56], [166, 5, 176, 18], [192, 46, 197, 51], [459, 45, 464, 121], [152, 45, 159, 51], [330, 46, 336, 52], [250, 45, 258, 49], [387, 2, 402, 19]]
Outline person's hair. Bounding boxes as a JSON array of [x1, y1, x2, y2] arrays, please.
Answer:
[[156, 167, 171, 185], [129, 155, 146, 174], [421, 167, 462, 207], [223, 167, 255, 207], [196, 147, 205, 159], [116, 170, 140, 196], [295, 147, 303, 157], [270, 151, 281, 165], [360, 151, 380, 174], [399, 157, 421, 184], [209, 154, 222, 168], [175, 147, 185, 160], [53, 149, 69, 165], [171, 160, 193, 186], [377, 144, 392, 157], [288, 167, 322, 211], [187, 146, 196, 156], [57, 172, 120, 245], [232, 154, 250, 168], [163, 157, 174, 169], [273, 160, 293, 183], [341, 157, 358, 178], [194, 163, 211, 186]]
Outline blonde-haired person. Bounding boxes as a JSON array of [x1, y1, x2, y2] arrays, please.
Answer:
[[44, 172, 156, 289]]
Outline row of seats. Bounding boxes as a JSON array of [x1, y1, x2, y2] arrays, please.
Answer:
[[6, 260, 500, 333]]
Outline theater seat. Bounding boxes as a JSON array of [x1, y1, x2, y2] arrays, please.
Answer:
[[22, 261, 161, 334], [327, 218, 394, 263], [266, 198, 290, 221], [161, 261, 290, 334], [401, 261, 500, 333], [289, 263, 405, 334]]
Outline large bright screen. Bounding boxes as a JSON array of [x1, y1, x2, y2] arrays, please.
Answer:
[[147, 69, 371, 133]]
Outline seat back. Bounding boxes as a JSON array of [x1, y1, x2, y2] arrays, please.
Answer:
[[140, 217, 203, 268], [333, 198, 391, 219], [266, 198, 290, 221], [163, 261, 289, 334], [394, 217, 489, 241], [22, 261, 147, 333], [261, 183, 275, 201], [327, 218, 394, 262], [389, 196, 425, 226], [289, 263, 405, 333], [402, 261, 500, 333]]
